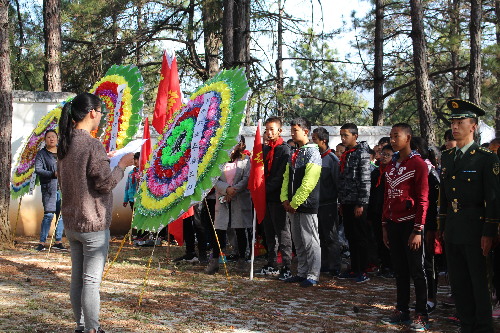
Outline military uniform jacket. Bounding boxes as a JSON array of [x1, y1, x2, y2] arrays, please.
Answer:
[[438, 142, 500, 245]]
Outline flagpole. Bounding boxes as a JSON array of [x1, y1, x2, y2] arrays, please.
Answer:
[[250, 208, 257, 280]]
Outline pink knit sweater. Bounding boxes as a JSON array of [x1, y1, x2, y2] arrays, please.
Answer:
[[57, 129, 124, 232]]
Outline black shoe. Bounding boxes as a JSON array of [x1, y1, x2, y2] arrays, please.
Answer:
[[35, 244, 46, 252], [284, 275, 306, 283], [52, 243, 67, 251], [278, 266, 292, 281]]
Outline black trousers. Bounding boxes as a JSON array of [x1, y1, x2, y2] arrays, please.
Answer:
[[342, 204, 369, 275], [183, 208, 209, 257], [212, 228, 247, 259], [263, 201, 292, 267], [372, 217, 392, 270], [446, 242, 493, 333], [318, 203, 341, 272], [387, 220, 428, 315]]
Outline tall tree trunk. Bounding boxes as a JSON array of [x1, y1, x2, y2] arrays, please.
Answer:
[[410, 0, 436, 144], [450, 0, 461, 97], [222, 0, 234, 68], [495, 0, 500, 136], [0, 0, 13, 247], [43, 0, 62, 92], [202, 0, 222, 78], [276, 0, 284, 119], [136, 1, 143, 66], [372, 0, 384, 126], [469, 0, 482, 104]]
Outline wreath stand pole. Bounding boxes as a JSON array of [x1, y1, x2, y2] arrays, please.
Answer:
[[102, 229, 132, 282], [46, 213, 62, 254], [204, 198, 232, 292]]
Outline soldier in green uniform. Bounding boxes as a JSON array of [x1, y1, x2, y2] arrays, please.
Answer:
[[438, 99, 500, 333]]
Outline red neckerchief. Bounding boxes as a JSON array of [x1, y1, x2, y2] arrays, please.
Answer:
[[339, 147, 357, 173], [131, 167, 140, 185], [291, 149, 300, 168], [376, 163, 389, 187], [321, 149, 332, 158], [266, 137, 284, 175]]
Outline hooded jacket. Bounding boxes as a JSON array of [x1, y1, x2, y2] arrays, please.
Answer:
[[338, 141, 371, 205]]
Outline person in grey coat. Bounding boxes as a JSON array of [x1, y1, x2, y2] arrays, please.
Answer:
[[206, 139, 252, 274], [34, 129, 65, 251]]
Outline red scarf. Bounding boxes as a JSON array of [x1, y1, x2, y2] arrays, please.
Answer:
[[321, 149, 332, 158], [291, 149, 300, 167], [376, 163, 389, 187], [265, 137, 284, 175], [339, 147, 357, 173], [131, 167, 141, 185]]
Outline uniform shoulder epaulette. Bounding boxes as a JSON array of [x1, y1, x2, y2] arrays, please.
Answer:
[[478, 147, 493, 154]]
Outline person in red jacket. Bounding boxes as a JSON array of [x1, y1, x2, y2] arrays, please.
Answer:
[[380, 123, 430, 331]]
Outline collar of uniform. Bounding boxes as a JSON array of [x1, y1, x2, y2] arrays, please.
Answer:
[[456, 140, 475, 156]]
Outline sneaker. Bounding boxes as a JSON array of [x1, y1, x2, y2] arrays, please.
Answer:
[[380, 310, 411, 325], [355, 273, 370, 283], [300, 278, 318, 288], [256, 265, 279, 276], [278, 266, 292, 281], [410, 315, 429, 331], [173, 253, 197, 262], [35, 244, 46, 252], [52, 243, 67, 251], [337, 271, 357, 279], [75, 328, 105, 333], [284, 275, 306, 283]]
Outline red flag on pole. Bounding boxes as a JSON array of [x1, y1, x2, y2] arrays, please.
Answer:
[[152, 50, 182, 134], [248, 120, 266, 223], [140, 117, 151, 173]]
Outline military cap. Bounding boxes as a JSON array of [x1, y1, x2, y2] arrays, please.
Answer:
[[446, 99, 486, 119]]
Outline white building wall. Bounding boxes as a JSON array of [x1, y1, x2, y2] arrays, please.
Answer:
[[10, 91, 391, 236]]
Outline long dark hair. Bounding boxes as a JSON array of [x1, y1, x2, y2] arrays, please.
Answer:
[[58, 93, 102, 159]]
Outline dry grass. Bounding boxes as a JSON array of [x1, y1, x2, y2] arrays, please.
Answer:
[[0, 237, 498, 333]]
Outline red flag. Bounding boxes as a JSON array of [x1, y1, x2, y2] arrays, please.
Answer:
[[167, 207, 194, 246], [140, 117, 151, 172], [248, 120, 266, 223], [152, 50, 182, 134]]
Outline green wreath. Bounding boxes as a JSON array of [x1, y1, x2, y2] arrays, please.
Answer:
[[161, 118, 195, 166]]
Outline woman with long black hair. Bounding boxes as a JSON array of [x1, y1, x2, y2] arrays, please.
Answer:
[[57, 92, 134, 333]]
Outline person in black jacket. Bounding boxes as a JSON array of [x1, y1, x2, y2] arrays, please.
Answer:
[[312, 127, 341, 275], [34, 130, 65, 251], [258, 117, 292, 280], [337, 123, 372, 283]]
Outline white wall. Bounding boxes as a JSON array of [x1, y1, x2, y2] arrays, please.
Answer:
[[10, 91, 392, 237]]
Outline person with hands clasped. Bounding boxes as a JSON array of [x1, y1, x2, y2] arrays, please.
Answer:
[[280, 118, 322, 287], [380, 123, 430, 332], [57, 93, 135, 333]]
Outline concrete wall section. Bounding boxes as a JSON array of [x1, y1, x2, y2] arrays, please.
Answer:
[[10, 91, 391, 237]]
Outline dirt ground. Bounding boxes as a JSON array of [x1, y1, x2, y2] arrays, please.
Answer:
[[1, 237, 499, 333]]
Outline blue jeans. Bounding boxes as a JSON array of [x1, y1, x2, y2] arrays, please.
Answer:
[[66, 229, 110, 333], [39, 191, 64, 243]]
